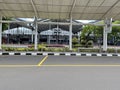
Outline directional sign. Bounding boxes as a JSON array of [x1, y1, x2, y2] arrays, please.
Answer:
[[105, 18, 112, 33]]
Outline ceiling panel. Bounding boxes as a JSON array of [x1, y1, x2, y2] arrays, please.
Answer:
[[81, 14, 95, 20], [52, 0, 63, 5], [0, 3, 10, 9], [48, 13, 60, 19], [93, 14, 103, 20], [104, 13, 117, 19], [0, 0, 120, 20], [83, 7, 97, 13], [114, 14, 120, 20], [34, 0, 47, 5], [95, 7, 110, 13], [49, 6, 60, 12], [59, 13, 68, 19], [20, 4, 33, 11], [72, 14, 81, 19], [1, 4, 32, 11], [60, 0, 73, 5], [2, 11, 34, 18], [102, 7, 120, 19], [110, 7, 120, 14], [38, 12, 49, 19], [101, 0, 118, 6], [76, 0, 90, 6], [36, 5, 48, 12], [3, 11, 15, 17], [60, 6, 70, 13], [73, 7, 85, 13], [3, 0, 30, 4], [115, 2, 120, 6], [47, 6, 61, 13], [88, 0, 105, 6], [47, 0, 53, 5]]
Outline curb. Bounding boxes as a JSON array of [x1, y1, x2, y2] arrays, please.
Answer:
[[0, 52, 120, 56]]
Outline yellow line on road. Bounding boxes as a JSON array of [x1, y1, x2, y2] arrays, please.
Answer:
[[41, 64, 120, 67], [1, 64, 120, 67], [38, 55, 48, 66], [0, 65, 37, 67]]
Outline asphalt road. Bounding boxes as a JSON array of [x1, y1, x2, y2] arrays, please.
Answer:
[[0, 56, 44, 65], [43, 56, 120, 65], [0, 56, 120, 90]]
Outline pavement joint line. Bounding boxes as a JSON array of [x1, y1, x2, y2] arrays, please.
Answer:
[[41, 65, 120, 67], [38, 55, 48, 66]]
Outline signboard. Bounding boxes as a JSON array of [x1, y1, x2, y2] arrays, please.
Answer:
[[105, 18, 112, 33]]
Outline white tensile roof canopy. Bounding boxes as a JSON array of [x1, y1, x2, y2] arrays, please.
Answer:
[[0, 0, 120, 20]]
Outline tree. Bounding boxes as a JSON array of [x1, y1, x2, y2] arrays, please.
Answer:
[[80, 25, 94, 47], [108, 21, 120, 45], [80, 25, 103, 47], [2, 17, 11, 31], [72, 37, 78, 45]]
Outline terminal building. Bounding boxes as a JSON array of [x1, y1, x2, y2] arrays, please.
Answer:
[[2, 19, 82, 45], [0, 0, 120, 51]]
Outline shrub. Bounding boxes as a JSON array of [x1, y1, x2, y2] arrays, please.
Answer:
[[86, 40, 93, 46], [72, 37, 78, 45], [107, 48, 118, 53], [79, 49, 99, 52], [38, 44, 46, 51], [81, 39, 86, 45], [27, 47, 34, 51], [16, 48, 27, 51], [63, 47, 70, 52], [4, 47, 15, 51]]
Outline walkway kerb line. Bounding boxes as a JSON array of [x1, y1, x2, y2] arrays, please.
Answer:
[[38, 55, 48, 66]]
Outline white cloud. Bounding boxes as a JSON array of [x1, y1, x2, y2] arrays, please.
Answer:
[[76, 20, 95, 23]]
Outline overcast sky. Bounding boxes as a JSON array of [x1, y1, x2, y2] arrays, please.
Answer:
[[20, 18, 94, 24]]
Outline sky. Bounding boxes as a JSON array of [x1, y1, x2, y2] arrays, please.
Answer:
[[19, 18, 94, 24]]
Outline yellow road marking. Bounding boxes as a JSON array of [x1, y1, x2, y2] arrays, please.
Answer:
[[38, 55, 48, 66], [41, 64, 120, 67], [0, 64, 120, 67], [0, 65, 37, 67]]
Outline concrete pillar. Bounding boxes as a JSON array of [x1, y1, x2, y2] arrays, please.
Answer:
[[47, 35, 50, 44], [31, 31, 34, 43], [103, 26, 107, 52], [78, 32, 80, 44], [8, 23, 10, 44], [69, 16, 72, 50], [34, 17, 38, 50], [0, 16, 2, 50], [103, 18, 112, 52]]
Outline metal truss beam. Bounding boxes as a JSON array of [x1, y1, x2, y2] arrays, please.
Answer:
[[0, 20, 105, 26], [31, 0, 38, 18], [69, 0, 76, 18]]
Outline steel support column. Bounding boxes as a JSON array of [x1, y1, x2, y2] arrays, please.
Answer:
[[34, 17, 38, 50], [0, 16, 2, 50], [69, 16, 72, 50]]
